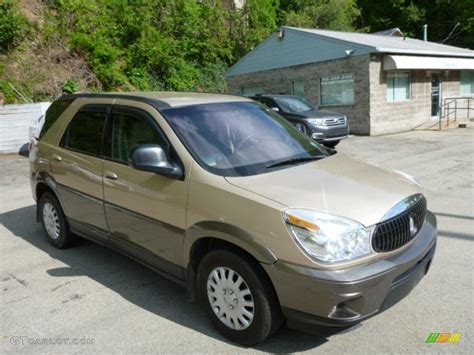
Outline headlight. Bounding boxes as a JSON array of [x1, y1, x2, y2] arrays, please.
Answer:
[[283, 209, 373, 263], [307, 118, 325, 126]]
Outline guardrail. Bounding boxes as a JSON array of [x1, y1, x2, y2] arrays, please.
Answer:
[[440, 96, 473, 129]]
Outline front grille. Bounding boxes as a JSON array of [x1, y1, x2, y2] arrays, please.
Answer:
[[324, 117, 346, 126], [372, 196, 427, 252]]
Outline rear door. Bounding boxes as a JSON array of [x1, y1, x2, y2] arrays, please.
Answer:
[[102, 102, 189, 277], [50, 102, 111, 241]]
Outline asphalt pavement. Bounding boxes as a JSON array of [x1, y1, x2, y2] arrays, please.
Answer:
[[1, 127, 472, 353]]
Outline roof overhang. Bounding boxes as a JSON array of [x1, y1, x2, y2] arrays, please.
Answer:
[[383, 55, 474, 71]]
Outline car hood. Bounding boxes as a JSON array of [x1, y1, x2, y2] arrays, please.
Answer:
[[293, 110, 343, 119], [225, 154, 422, 227]]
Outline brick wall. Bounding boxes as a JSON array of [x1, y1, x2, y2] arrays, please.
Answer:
[[369, 55, 462, 135], [227, 54, 372, 135], [227, 54, 466, 136]]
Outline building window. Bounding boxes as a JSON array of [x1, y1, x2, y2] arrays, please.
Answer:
[[292, 80, 305, 98], [460, 71, 474, 95], [320, 74, 354, 106], [241, 85, 264, 96], [386, 72, 411, 102]]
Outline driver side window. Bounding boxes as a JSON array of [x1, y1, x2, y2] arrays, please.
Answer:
[[110, 111, 167, 164]]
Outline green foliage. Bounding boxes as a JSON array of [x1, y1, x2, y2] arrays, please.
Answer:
[[357, 0, 474, 48], [0, 80, 17, 103], [2, 0, 473, 104], [279, 0, 360, 31], [234, 0, 280, 56], [48, 0, 246, 91], [62, 79, 80, 94], [0, 0, 28, 53]]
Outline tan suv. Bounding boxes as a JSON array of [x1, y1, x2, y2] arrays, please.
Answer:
[[30, 92, 437, 345]]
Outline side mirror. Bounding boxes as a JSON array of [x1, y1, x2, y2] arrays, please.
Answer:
[[131, 144, 183, 180], [270, 107, 279, 112]]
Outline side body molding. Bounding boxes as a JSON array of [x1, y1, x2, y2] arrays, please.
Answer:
[[182, 221, 278, 266]]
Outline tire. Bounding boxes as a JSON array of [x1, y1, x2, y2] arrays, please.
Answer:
[[197, 249, 283, 345], [323, 140, 340, 148], [39, 192, 74, 248]]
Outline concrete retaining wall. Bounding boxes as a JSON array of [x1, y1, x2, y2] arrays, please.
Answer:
[[0, 102, 50, 154]]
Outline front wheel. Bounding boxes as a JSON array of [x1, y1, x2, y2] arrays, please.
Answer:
[[323, 140, 340, 148], [197, 249, 283, 345]]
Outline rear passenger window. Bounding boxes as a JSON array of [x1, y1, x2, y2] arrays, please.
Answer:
[[61, 110, 107, 156]]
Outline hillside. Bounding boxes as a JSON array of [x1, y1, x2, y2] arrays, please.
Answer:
[[0, 0, 101, 103], [1, 0, 472, 104]]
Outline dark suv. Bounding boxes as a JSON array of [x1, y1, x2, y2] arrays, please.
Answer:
[[251, 94, 349, 147]]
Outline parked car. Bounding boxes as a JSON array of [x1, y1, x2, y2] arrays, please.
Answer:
[[250, 94, 348, 147], [30, 92, 437, 345]]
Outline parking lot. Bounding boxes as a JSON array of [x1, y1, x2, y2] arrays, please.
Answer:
[[1, 127, 473, 353]]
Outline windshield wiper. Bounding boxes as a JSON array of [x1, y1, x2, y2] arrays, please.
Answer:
[[266, 155, 326, 169]]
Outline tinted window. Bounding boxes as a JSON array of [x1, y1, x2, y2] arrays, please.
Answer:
[[61, 110, 107, 156], [39, 98, 74, 139], [265, 98, 278, 109], [273, 96, 315, 113], [162, 102, 326, 177], [111, 112, 166, 164]]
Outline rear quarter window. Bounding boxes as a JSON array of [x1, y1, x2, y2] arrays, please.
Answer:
[[39, 98, 75, 139]]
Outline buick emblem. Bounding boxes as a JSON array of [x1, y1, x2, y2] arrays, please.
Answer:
[[409, 216, 418, 237]]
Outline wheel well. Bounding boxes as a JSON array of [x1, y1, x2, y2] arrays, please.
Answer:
[[190, 237, 260, 271], [187, 237, 281, 310], [36, 182, 54, 201], [190, 238, 277, 285]]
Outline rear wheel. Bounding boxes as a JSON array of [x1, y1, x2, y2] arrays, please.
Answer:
[[39, 192, 74, 248], [197, 249, 283, 345]]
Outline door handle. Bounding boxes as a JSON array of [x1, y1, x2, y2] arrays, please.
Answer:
[[105, 171, 118, 180], [52, 154, 62, 162]]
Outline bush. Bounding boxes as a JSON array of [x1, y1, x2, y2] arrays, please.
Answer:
[[62, 79, 80, 94], [0, 0, 27, 52]]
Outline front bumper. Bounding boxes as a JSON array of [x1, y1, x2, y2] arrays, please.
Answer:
[[309, 124, 349, 142], [263, 211, 437, 329]]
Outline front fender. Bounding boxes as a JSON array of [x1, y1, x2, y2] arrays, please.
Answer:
[[182, 221, 277, 266]]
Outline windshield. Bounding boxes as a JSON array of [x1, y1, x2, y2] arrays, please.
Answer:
[[161, 102, 327, 177], [273, 96, 315, 113]]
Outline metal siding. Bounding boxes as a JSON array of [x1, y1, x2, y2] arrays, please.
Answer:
[[226, 26, 474, 77], [226, 28, 374, 77], [0, 102, 50, 153], [295, 27, 474, 57]]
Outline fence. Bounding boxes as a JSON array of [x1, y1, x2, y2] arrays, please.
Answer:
[[0, 102, 51, 154]]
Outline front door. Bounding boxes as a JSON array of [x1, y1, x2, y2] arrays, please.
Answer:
[[431, 73, 441, 116], [102, 103, 188, 277]]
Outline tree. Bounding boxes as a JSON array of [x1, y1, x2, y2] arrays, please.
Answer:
[[0, 0, 27, 53], [278, 0, 360, 31], [357, 0, 474, 49]]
